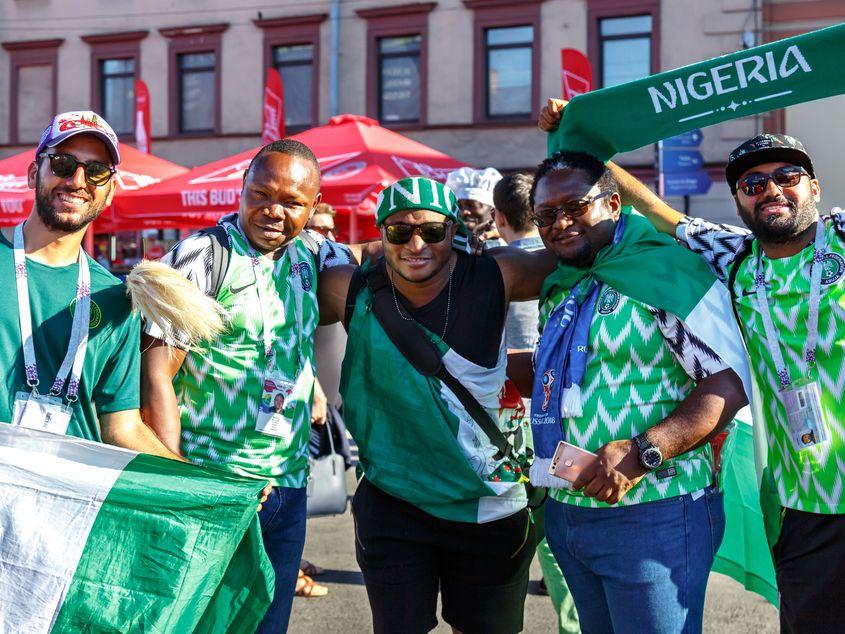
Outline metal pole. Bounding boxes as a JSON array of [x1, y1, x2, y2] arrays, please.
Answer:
[[329, 0, 340, 117]]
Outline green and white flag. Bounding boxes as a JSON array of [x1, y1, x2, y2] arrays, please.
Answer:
[[548, 23, 845, 160], [0, 425, 273, 633]]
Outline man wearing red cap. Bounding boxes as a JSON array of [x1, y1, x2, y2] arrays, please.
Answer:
[[0, 110, 180, 458]]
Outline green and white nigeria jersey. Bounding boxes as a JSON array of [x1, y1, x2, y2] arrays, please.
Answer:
[[146, 216, 350, 487], [540, 282, 727, 508], [680, 211, 845, 514]]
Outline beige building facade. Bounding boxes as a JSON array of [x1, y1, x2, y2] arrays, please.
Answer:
[[1, 0, 843, 223]]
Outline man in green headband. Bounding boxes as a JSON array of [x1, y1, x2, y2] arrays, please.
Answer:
[[318, 175, 557, 634]]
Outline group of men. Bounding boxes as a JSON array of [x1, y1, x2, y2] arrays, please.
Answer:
[[2, 101, 842, 634]]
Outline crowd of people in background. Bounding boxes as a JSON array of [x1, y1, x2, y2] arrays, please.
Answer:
[[2, 97, 843, 634]]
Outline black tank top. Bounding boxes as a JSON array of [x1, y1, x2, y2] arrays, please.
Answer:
[[344, 252, 506, 368]]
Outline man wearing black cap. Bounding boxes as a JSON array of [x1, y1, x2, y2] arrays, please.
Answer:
[[539, 99, 845, 632], [0, 110, 181, 459]]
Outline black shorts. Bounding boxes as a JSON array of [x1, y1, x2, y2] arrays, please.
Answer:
[[352, 478, 536, 634], [774, 508, 845, 633]]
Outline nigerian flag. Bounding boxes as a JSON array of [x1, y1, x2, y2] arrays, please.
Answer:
[[0, 425, 274, 633]]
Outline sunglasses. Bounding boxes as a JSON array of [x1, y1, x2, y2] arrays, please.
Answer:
[[40, 152, 116, 187], [736, 166, 808, 197], [383, 221, 452, 245], [530, 190, 612, 228], [309, 225, 336, 237]]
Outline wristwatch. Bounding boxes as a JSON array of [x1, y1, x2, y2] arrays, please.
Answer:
[[633, 433, 663, 470]]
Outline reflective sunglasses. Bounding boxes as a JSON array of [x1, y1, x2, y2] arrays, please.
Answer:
[[383, 221, 452, 245], [40, 152, 116, 187], [530, 190, 612, 228], [736, 165, 808, 197]]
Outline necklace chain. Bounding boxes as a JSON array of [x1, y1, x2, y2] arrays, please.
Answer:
[[389, 261, 453, 339]]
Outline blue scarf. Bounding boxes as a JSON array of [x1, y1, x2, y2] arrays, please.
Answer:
[[529, 217, 626, 487]]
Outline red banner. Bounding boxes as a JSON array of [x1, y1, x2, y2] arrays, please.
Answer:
[[262, 68, 285, 144], [560, 49, 593, 101], [134, 80, 151, 154]]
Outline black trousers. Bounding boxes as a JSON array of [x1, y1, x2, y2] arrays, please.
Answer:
[[774, 508, 845, 633], [352, 478, 536, 634]]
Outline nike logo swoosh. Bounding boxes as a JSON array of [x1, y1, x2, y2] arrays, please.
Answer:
[[230, 281, 256, 294]]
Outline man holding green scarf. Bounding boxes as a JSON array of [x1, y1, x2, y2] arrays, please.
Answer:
[[318, 175, 557, 634], [525, 150, 749, 633]]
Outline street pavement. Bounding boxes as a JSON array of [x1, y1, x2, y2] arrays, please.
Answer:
[[288, 472, 778, 633]]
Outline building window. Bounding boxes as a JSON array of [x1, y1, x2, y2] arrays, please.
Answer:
[[2, 39, 62, 144], [82, 31, 146, 138], [160, 24, 227, 137], [587, 0, 659, 89], [273, 44, 315, 128], [357, 3, 435, 127], [599, 15, 652, 87], [378, 35, 421, 123], [100, 58, 136, 135], [178, 52, 216, 133], [464, 0, 544, 124], [256, 14, 326, 132], [485, 25, 533, 118]]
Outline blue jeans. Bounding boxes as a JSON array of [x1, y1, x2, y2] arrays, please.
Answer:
[[544, 487, 725, 634], [256, 486, 307, 634]]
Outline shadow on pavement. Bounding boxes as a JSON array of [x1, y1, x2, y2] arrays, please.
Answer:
[[320, 569, 366, 586]]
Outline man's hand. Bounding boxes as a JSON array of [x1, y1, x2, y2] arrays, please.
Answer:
[[257, 483, 272, 513], [311, 379, 328, 426], [572, 439, 648, 505], [538, 98, 567, 133]]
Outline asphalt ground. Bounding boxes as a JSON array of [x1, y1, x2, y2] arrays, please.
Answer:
[[288, 471, 778, 633]]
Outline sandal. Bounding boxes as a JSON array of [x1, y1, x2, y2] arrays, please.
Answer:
[[295, 570, 328, 598], [300, 559, 325, 577]]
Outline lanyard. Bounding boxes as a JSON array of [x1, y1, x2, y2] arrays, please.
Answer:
[[13, 223, 90, 402], [753, 219, 825, 390], [231, 222, 306, 372]]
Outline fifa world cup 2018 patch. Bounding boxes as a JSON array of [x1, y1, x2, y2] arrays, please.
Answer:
[[821, 252, 845, 285]]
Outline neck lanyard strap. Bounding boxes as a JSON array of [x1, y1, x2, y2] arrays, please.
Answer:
[[753, 219, 825, 389], [233, 222, 306, 371], [14, 223, 91, 401]]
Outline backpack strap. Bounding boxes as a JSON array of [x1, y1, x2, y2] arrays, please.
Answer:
[[363, 262, 515, 461], [298, 230, 321, 271], [726, 238, 754, 326], [196, 225, 231, 299]]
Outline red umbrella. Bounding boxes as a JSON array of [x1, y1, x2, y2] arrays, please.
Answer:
[[115, 114, 471, 241], [0, 143, 188, 231]]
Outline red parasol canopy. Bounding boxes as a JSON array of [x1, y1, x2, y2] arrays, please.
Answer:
[[115, 114, 470, 241], [0, 143, 188, 231]]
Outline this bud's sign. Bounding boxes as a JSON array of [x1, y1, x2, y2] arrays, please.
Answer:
[[647, 45, 811, 121], [547, 23, 845, 161]]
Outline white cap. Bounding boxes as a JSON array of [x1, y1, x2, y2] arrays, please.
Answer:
[[445, 167, 503, 208]]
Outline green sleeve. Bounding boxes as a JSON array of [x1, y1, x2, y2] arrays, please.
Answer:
[[93, 308, 141, 414]]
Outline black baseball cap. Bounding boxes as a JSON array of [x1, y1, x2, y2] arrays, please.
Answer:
[[725, 133, 815, 194]]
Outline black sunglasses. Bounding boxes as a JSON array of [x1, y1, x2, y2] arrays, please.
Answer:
[[736, 166, 808, 197], [383, 221, 452, 245], [40, 152, 116, 187], [530, 190, 612, 228]]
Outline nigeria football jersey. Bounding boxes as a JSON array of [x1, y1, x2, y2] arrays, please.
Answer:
[[679, 211, 845, 514], [145, 215, 351, 487], [539, 283, 729, 508]]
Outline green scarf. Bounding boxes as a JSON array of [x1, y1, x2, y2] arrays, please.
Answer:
[[548, 23, 845, 160], [541, 208, 716, 318]]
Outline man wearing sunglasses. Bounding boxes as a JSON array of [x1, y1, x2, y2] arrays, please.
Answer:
[[0, 111, 180, 460], [317, 176, 558, 634], [541, 98, 845, 632], [521, 149, 748, 634]]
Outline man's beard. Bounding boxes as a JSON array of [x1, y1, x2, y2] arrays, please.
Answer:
[[737, 194, 817, 244], [554, 241, 596, 268], [34, 174, 107, 233]]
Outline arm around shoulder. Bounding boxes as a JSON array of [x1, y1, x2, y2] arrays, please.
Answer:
[[491, 246, 558, 303], [318, 264, 357, 326]]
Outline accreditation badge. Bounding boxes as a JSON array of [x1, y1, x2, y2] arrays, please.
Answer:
[[12, 391, 72, 435], [255, 375, 297, 441], [780, 380, 830, 451]]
